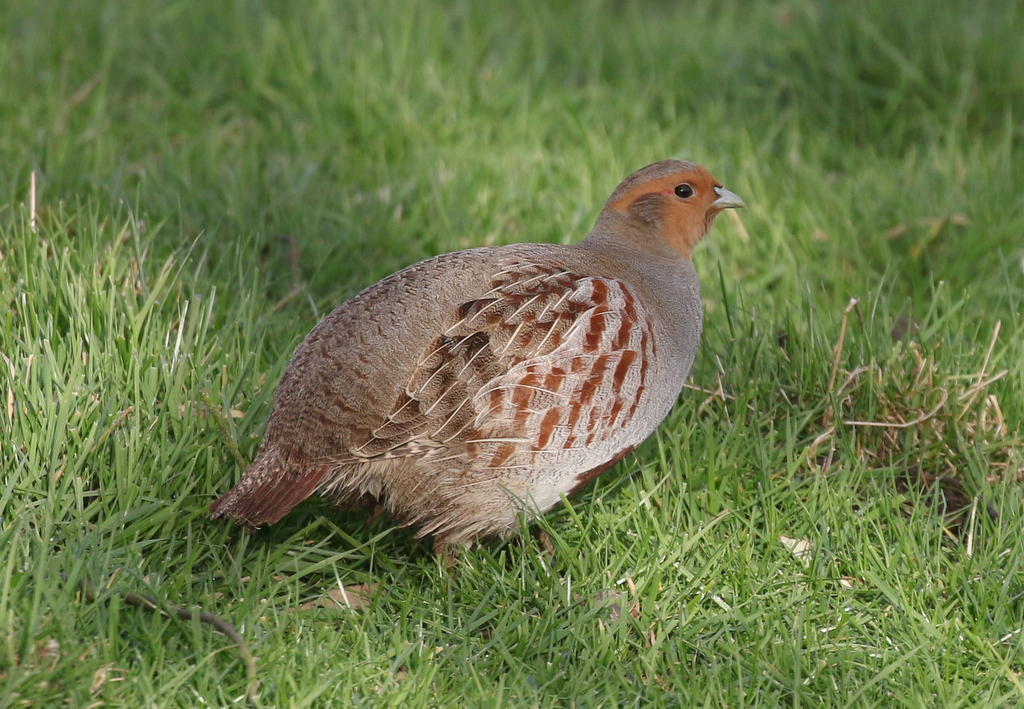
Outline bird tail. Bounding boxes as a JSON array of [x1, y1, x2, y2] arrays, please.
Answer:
[[209, 450, 327, 527]]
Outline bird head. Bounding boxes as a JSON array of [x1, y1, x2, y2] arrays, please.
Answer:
[[604, 160, 744, 258]]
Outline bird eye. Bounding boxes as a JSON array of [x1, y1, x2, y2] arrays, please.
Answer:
[[674, 183, 695, 199]]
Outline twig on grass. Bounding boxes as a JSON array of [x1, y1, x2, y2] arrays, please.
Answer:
[[74, 577, 260, 706], [829, 298, 860, 392], [821, 298, 861, 429], [268, 284, 305, 315], [958, 321, 1004, 419], [682, 381, 735, 401], [844, 389, 949, 428], [806, 426, 836, 471]]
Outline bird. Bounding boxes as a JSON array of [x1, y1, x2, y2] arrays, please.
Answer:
[[210, 160, 744, 552]]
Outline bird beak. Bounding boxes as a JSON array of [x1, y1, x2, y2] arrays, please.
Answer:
[[712, 186, 745, 209]]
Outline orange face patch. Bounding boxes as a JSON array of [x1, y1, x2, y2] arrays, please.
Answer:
[[608, 167, 727, 258], [607, 173, 706, 213]]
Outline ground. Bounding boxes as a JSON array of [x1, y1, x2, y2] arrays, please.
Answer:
[[1, 1, 1023, 706]]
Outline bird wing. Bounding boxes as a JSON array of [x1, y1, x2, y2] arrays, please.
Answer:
[[350, 260, 657, 472]]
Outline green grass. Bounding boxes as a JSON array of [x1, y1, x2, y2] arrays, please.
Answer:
[[2, 0, 1023, 706]]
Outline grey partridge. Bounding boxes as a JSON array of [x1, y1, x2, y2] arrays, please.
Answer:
[[210, 160, 744, 549]]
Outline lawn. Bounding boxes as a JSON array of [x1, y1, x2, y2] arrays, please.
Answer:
[[2, 0, 1023, 706]]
